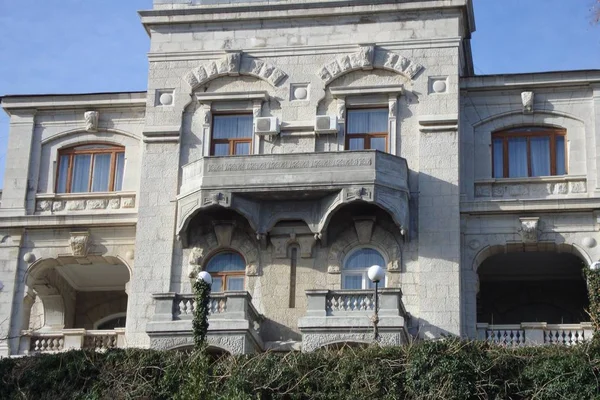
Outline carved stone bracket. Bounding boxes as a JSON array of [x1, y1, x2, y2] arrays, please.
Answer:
[[271, 233, 316, 259], [318, 45, 423, 84], [213, 221, 236, 247], [184, 52, 287, 89], [519, 217, 540, 243], [69, 231, 90, 257], [84, 111, 99, 132], [354, 217, 375, 244], [203, 191, 231, 208], [521, 91, 534, 114]]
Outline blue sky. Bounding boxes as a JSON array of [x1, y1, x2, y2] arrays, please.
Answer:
[[0, 0, 598, 188]]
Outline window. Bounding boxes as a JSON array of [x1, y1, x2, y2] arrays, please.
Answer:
[[346, 108, 389, 152], [492, 127, 566, 178], [205, 251, 246, 292], [211, 115, 253, 156], [342, 248, 386, 289], [56, 144, 125, 193], [97, 315, 126, 330]]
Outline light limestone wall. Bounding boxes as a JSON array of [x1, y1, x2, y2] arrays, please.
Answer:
[[0, 231, 24, 357], [141, 3, 465, 343]]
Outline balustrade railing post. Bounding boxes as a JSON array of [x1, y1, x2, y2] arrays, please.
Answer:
[[114, 328, 126, 348], [476, 323, 489, 341], [152, 293, 177, 321], [63, 329, 86, 350], [19, 330, 32, 355], [521, 322, 546, 345], [305, 290, 328, 317]]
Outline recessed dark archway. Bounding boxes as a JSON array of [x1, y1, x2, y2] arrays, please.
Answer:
[[477, 251, 589, 325]]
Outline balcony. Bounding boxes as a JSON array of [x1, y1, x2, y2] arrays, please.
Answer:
[[19, 328, 126, 354], [477, 322, 594, 346], [298, 289, 409, 352], [147, 291, 263, 354], [177, 150, 410, 240]]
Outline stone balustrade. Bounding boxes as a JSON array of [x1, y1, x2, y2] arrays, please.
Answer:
[[20, 328, 126, 354], [299, 288, 409, 352], [147, 291, 264, 354], [477, 322, 594, 346]]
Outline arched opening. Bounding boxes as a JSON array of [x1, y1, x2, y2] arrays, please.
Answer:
[[318, 341, 369, 351], [477, 251, 589, 325], [343, 248, 386, 289], [205, 251, 246, 292], [26, 256, 131, 332]]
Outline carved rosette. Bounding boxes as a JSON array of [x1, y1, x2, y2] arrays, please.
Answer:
[[518, 217, 540, 243], [184, 52, 287, 89], [318, 45, 423, 84], [69, 231, 90, 257]]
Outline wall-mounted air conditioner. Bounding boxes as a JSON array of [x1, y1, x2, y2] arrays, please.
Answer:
[[254, 117, 280, 136], [314, 115, 338, 134]]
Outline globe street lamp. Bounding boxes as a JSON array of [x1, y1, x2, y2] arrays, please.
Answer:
[[368, 264, 385, 341], [194, 271, 213, 348], [197, 270, 213, 285]]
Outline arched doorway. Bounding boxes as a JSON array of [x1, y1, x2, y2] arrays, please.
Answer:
[[477, 251, 588, 325]]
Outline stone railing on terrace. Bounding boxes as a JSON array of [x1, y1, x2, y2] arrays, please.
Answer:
[[474, 175, 587, 200], [299, 289, 409, 351], [20, 328, 126, 355], [35, 192, 136, 214], [477, 322, 594, 346], [180, 150, 409, 195]]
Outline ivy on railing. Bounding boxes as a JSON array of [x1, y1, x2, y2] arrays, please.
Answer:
[[585, 265, 600, 338], [192, 278, 211, 349]]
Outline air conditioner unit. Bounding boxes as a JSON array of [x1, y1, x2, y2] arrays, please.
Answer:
[[254, 117, 280, 136], [314, 115, 338, 134]]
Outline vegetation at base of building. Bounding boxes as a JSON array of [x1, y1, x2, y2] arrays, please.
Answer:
[[585, 265, 600, 334], [2, 339, 600, 400]]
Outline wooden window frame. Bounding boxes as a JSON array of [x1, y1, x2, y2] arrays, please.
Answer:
[[210, 113, 253, 156], [205, 251, 246, 292], [56, 143, 125, 193], [492, 127, 567, 178], [345, 107, 389, 152]]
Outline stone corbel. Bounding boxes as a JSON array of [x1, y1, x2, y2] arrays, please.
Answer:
[[246, 263, 259, 276], [188, 247, 205, 278], [84, 111, 99, 132], [519, 217, 540, 243], [388, 96, 397, 119], [521, 91, 534, 114], [337, 99, 346, 122], [201, 103, 212, 126], [270, 236, 290, 259], [297, 235, 316, 258], [353, 216, 375, 244], [69, 231, 90, 257], [256, 233, 268, 250], [213, 221, 236, 247]]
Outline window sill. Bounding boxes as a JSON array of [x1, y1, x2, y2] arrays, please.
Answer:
[[35, 191, 136, 213], [474, 175, 587, 199]]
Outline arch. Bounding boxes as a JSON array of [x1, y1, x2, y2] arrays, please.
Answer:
[[473, 109, 585, 129], [183, 52, 288, 90], [41, 127, 141, 145], [342, 247, 387, 289], [317, 45, 423, 85], [94, 312, 127, 330], [317, 340, 370, 351]]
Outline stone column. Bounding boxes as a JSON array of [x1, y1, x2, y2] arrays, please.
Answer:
[[0, 110, 36, 216], [417, 115, 461, 338], [593, 84, 600, 192], [126, 138, 181, 348]]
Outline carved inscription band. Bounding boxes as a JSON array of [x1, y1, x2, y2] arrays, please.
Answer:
[[207, 157, 372, 172]]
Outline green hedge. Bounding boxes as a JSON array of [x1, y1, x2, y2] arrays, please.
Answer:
[[2, 339, 600, 400]]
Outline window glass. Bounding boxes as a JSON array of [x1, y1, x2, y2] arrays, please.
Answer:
[[57, 155, 70, 194], [55, 145, 125, 193], [205, 251, 246, 292], [342, 248, 386, 289], [114, 153, 125, 191], [492, 139, 504, 178], [492, 127, 566, 178], [235, 142, 250, 155], [212, 277, 223, 293], [227, 277, 244, 291], [348, 138, 364, 150], [92, 154, 112, 192], [206, 252, 245, 272], [530, 137, 551, 177], [507, 137, 528, 178], [212, 115, 253, 139], [71, 154, 91, 193], [347, 109, 388, 134], [370, 137, 386, 152], [213, 143, 230, 156], [556, 136, 566, 175]]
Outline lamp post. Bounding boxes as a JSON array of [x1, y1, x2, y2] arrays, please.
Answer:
[[368, 264, 385, 341], [194, 271, 212, 349]]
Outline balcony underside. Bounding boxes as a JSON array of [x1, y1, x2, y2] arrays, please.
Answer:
[[177, 150, 410, 245]]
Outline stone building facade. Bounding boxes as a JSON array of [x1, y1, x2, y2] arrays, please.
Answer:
[[0, 0, 599, 356]]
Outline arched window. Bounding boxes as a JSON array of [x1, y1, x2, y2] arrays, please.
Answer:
[[492, 127, 566, 178], [95, 314, 127, 330], [342, 248, 386, 289], [205, 251, 246, 292], [56, 144, 125, 193]]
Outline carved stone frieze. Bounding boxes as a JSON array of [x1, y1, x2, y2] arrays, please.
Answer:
[[318, 45, 423, 84], [36, 195, 136, 213], [69, 231, 90, 257], [301, 331, 404, 352], [475, 179, 587, 199], [184, 52, 287, 89], [518, 217, 540, 243], [206, 157, 372, 173], [84, 111, 99, 132]]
